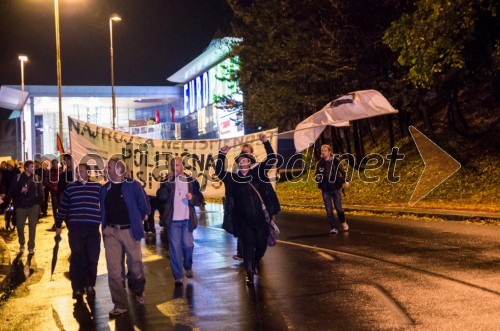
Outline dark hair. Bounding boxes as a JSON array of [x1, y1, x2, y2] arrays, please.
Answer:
[[24, 160, 34, 169]]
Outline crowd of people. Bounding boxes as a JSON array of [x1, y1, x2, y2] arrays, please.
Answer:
[[0, 136, 349, 318]]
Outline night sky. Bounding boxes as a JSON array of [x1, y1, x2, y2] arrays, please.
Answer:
[[0, 0, 232, 86]]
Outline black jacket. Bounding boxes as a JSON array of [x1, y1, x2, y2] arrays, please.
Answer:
[[156, 174, 204, 231], [216, 141, 281, 233], [315, 157, 346, 191], [6, 172, 44, 208]]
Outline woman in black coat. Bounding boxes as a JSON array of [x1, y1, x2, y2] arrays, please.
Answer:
[[215, 134, 280, 285]]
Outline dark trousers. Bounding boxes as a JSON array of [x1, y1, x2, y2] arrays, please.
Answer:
[[68, 224, 101, 292], [321, 189, 345, 229], [241, 223, 268, 276], [44, 189, 59, 220], [41, 186, 50, 214], [145, 196, 164, 233], [236, 237, 243, 256], [51, 190, 59, 220]]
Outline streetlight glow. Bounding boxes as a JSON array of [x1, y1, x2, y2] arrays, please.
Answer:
[[109, 14, 121, 130], [110, 14, 122, 22], [54, 0, 63, 147], [19, 55, 28, 161]]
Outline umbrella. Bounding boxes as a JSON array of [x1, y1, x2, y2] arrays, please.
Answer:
[[50, 234, 62, 280]]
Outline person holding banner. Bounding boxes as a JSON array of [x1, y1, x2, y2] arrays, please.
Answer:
[[315, 144, 349, 234], [225, 143, 255, 261], [216, 134, 280, 286], [157, 156, 204, 285], [99, 157, 150, 318]]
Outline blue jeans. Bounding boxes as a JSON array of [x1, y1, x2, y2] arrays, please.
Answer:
[[321, 190, 345, 229], [167, 219, 194, 280]]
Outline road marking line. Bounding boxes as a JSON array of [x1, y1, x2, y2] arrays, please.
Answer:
[[204, 226, 500, 296], [368, 285, 414, 325], [316, 251, 335, 261]]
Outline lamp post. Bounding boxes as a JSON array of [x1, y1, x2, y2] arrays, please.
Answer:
[[19, 55, 28, 161], [54, 0, 63, 142], [109, 14, 121, 130]]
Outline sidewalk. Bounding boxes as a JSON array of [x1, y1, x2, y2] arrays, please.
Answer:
[[280, 202, 500, 220]]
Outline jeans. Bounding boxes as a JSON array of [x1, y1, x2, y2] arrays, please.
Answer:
[[321, 189, 345, 229], [167, 219, 194, 280]]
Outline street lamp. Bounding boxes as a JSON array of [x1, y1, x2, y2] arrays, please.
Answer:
[[109, 14, 121, 130], [19, 55, 28, 161], [54, 0, 63, 142]]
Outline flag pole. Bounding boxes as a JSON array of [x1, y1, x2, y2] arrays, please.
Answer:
[[224, 122, 349, 149]]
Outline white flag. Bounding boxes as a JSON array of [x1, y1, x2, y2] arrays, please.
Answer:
[[294, 90, 398, 152]]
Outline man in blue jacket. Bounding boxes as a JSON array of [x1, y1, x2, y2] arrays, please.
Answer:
[[99, 157, 150, 318]]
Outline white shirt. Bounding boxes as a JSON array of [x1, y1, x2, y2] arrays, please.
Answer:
[[172, 176, 190, 221]]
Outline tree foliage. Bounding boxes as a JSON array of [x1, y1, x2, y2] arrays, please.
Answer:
[[227, 0, 401, 131], [383, 0, 499, 88]]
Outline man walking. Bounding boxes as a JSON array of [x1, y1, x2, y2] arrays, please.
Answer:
[[56, 163, 101, 302], [99, 157, 150, 318], [315, 144, 349, 234], [3, 161, 44, 254], [157, 156, 204, 285]]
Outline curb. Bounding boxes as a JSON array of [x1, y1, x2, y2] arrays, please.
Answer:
[[281, 203, 500, 221], [0, 235, 11, 293]]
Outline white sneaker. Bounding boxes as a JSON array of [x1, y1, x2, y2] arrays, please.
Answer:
[[341, 222, 349, 231], [329, 228, 339, 235]]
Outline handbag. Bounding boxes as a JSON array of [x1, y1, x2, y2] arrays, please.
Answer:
[[222, 195, 238, 236], [248, 182, 280, 246]]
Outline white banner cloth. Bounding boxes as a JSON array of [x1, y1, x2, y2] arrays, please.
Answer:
[[69, 117, 278, 197]]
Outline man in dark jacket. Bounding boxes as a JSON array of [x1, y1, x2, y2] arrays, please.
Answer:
[[157, 156, 204, 285], [99, 157, 150, 318], [315, 144, 349, 234], [3, 160, 44, 254]]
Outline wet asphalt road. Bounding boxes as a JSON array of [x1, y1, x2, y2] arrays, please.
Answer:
[[0, 203, 499, 330]]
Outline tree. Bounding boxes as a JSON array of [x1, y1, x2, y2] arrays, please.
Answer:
[[383, 0, 499, 136], [227, 0, 403, 160]]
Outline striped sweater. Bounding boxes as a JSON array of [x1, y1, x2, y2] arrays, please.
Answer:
[[56, 181, 102, 228]]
